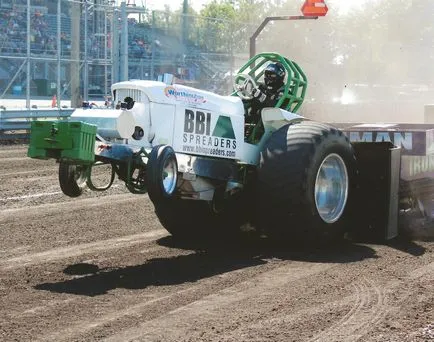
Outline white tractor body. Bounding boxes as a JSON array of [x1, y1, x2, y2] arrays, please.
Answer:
[[74, 80, 302, 165]]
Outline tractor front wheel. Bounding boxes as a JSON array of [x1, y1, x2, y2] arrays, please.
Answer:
[[147, 145, 178, 204]]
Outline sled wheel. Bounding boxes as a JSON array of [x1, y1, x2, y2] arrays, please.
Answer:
[[147, 145, 178, 204], [58, 162, 88, 197], [256, 121, 357, 243]]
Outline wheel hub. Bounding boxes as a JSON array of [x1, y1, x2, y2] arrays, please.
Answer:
[[162, 154, 177, 196], [314, 153, 349, 224]]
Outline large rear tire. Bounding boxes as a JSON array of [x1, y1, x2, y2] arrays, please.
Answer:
[[256, 121, 357, 242]]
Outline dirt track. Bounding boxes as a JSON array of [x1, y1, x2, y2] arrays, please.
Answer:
[[0, 145, 433, 342]]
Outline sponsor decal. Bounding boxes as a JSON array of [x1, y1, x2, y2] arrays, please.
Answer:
[[164, 86, 206, 104], [353, 124, 398, 129], [182, 109, 237, 158], [401, 154, 434, 179], [345, 131, 429, 156], [347, 131, 413, 149], [428, 130, 434, 154]]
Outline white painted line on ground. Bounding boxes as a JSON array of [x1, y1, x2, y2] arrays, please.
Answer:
[[0, 168, 56, 177], [0, 192, 139, 221], [0, 185, 121, 202], [0, 157, 34, 162], [0, 191, 62, 201], [0, 149, 27, 155], [0, 230, 168, 270]]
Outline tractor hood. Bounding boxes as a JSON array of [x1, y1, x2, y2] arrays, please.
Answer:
[[112, 80, 244, 117]]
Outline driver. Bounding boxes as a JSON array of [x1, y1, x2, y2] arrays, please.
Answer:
[[248, 62, 286, 120]]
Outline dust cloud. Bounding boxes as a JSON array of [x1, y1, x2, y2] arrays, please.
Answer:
[[257, 0, 434, 124]]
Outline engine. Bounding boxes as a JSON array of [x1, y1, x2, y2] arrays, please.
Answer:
[[106, 80, 246, 160]]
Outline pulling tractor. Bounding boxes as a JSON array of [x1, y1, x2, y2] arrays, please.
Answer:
[[28, 52, 434, 242]]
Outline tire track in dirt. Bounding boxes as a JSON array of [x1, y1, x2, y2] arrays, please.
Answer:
[[307, 278, 389, 342], [197, 282, 375, 342], [307, 262, 434, 342], [96, 260, 433, 342], [36, 285, 210, 342], [157, 260, 432, 342], [307, 282, 369, 342]]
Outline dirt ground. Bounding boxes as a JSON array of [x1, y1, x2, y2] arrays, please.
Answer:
[[0, 145, 433, 342]]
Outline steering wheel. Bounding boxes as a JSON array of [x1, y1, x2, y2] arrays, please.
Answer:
[[233, 73, 259, 100]]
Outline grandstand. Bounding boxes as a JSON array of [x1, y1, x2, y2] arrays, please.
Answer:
[[0, 0, 238, 105]]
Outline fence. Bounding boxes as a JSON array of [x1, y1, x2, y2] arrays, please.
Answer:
[[0, 108, 73, 140]]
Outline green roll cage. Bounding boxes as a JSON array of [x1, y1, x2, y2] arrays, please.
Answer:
[[232, 52, 308, 143], [234, 52, 308, 113]]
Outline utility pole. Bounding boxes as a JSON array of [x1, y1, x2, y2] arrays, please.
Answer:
[[150, 10, 155, 80], [111, 7, 119, 84], [26, 0, 30, 108], [119, 2, 128, 81], [70, 0, 81, 108], [182, 0, 188, 45], [83, 0, 89, 101], [56, 0, 61, 108]]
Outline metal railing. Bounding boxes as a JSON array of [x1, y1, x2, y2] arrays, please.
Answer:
[[0, 108, 73, 140]]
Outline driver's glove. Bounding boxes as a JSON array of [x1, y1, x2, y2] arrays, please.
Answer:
[[236, 83, 245, 91], [252, 88, 267, 103]]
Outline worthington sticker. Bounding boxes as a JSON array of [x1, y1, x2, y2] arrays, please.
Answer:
[[164, 86, 207, 104], [182, 109, 237, 158]]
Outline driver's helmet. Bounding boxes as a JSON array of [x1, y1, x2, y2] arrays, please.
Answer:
[[264, 62, 285, 89]]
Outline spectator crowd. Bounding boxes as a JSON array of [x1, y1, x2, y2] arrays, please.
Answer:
[[0, 6, 70, 55], [0, 0, 225, 94]]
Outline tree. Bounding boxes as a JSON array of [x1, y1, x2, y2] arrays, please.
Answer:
[[197, 1, 237, 53]]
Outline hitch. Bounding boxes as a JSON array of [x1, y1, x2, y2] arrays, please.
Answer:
[[125, 147, 149, 194], [86, 162, 116, 191]]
